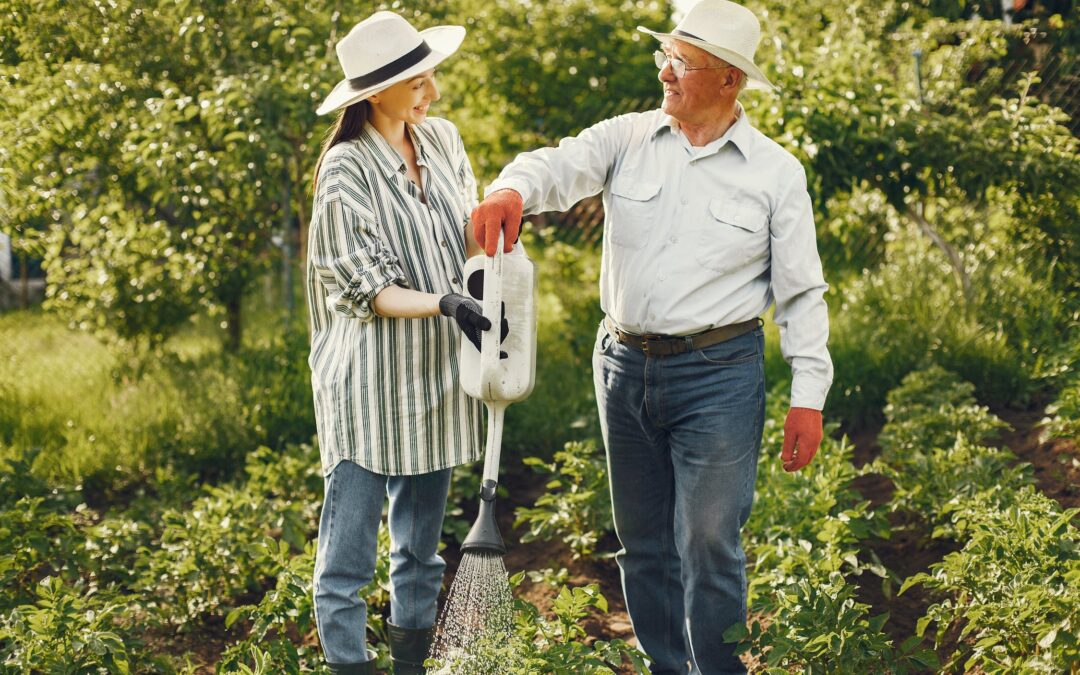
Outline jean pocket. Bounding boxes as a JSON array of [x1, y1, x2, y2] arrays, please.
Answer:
[[594, 321, 614, 355], [694, 333, 761, 366]]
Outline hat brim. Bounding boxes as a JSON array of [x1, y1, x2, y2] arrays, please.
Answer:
[[637, 26, 777, 92], [316, 25, 466, 116]]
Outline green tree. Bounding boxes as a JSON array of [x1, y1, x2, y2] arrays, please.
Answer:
[[746, 0, 1079, 296], [0, 0, 333, 350]]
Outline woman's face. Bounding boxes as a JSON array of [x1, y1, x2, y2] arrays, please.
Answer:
[[369, 69, 440, 125]]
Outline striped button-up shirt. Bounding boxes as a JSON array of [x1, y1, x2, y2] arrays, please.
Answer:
[[488, 106, 832, 409], [306, 118, 483, 476]]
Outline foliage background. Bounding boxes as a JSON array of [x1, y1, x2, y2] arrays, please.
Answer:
[[0, 0, 1078, 672]]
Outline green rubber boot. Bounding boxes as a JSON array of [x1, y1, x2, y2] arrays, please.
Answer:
[[387, 623, 435, 675], [327, 649, 377, 674]]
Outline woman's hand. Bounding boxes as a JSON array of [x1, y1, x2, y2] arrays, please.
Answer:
[[439, 293, 490, 351]]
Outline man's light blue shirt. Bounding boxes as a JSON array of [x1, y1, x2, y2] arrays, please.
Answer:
[[488, 105, 832, 409]]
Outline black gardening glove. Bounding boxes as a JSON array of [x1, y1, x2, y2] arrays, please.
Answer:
[[439, 293, 508, 358]]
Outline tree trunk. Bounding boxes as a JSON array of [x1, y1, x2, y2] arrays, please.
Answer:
[[225, 294, 242, 352], [295, 151, 308, 270], [19, 253, 29, 309], [281, 177, 294, 320], [905, 204, 973, 312]]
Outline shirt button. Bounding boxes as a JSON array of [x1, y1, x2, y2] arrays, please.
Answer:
[[451, 276, 461, 285], [440, 240, 448, 248], [681, 197, 688, 206], [658, 273, 666, 281], [669, 236, 677, 244]]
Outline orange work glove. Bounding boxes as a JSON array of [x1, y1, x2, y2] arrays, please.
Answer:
[[781, 407, 824, 472], [471, 189, 523, 256]]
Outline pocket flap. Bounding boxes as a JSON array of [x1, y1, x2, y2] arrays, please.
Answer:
[[611, 177, 662, 202], [709, 197, 768, 232]]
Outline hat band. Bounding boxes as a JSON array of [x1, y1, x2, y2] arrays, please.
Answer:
[[348, 41, 432, 91], [672, 29, 703, 41]]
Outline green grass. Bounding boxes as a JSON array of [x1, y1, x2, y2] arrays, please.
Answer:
[[0, 287, 314, 500]]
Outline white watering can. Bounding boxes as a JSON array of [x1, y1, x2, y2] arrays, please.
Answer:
[[459, 231, 537, 554]]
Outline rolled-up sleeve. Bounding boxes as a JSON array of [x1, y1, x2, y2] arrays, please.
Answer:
[[770, 165, 833, 410], [309, 198, 406, 321]]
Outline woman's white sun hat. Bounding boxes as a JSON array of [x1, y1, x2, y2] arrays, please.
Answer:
[[316, 12, 465, 116], [637, 0, 777, 91]]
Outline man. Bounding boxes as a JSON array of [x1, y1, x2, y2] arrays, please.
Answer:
[[472, 1, 832, 672]]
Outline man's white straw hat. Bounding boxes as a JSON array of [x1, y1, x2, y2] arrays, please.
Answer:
[[316, 11, 465, 116], [638, 0, 776, 91]]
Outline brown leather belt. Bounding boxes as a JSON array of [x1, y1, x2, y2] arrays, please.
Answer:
[[606, 317, 762, 357]]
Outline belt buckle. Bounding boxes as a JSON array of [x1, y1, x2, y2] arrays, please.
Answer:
[[641, 333, 663, 357]]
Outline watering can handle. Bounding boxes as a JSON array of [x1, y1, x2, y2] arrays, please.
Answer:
[[479, 231, 505, 398]]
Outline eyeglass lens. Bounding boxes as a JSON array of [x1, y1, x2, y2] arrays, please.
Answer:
[[653, 50, 685, 77]]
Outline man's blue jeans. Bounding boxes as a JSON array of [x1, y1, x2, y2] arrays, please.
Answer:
[[593, 320, 765, 675], [313, 459, 452, 665]]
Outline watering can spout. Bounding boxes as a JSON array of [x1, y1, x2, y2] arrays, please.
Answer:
[[460, 479, 506, 555]]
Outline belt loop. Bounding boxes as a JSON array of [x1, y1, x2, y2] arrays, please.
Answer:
[[684, 335, 694, 353]]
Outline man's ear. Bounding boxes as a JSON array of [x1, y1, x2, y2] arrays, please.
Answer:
[[722, 68, 742, 90]]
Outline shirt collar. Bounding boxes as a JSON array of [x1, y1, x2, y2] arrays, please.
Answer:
[[359, 122, 428, 179], [651, 102, 753, 160]]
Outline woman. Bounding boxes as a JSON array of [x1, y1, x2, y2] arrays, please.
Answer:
[[306, 11, 489, 675]]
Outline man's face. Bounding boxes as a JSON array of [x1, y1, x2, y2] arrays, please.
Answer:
[[658, 40, 736, 124]]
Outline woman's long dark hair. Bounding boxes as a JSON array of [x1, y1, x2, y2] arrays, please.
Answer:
[[312, 100, 371, 193]]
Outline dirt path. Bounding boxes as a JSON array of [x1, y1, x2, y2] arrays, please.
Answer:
[[996, 404, 1080, 511]]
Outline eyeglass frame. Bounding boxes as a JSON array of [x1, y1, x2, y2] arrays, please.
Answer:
[[653, 50, 734, 78]]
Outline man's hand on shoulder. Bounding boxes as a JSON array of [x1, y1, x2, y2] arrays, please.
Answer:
[[781, 407, 823, 472], [472, 189, 523, 256]]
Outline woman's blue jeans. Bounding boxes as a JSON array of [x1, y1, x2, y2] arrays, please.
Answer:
[[313, 460, 452, 665], [593, 321, 765, 675]]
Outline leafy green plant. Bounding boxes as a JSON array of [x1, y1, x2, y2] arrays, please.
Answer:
[[873, 436, 1030, 537], [727, 572, 937, 674], [878, 365, 1009, 455], [870, 367, 1030, 534], [1042, 377, 1080, 443], [82, 515, 152, 589], [902, 487, 1080, 673], [219, 523, 392, 673], [219, 541, 328, 674], [0, 576, 160, 673], [514, 440, 612, 559], [137, 481, 307, 625], [0, 496, 84, 611]]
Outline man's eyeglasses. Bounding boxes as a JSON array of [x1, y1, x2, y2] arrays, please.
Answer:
[[653, 50, 732, 78]]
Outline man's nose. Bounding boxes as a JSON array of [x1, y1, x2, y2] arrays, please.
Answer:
[[658, 63, 676, 83]]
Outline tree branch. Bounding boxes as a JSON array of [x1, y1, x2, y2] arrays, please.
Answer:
[[905, 203, 973, 312]]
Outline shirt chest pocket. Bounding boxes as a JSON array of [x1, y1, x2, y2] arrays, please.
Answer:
[[608, 177, 662, 250], [695, 197, 770, 273]]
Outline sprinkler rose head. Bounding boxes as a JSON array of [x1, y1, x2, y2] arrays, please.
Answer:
[[460, 479, 506, 555]]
